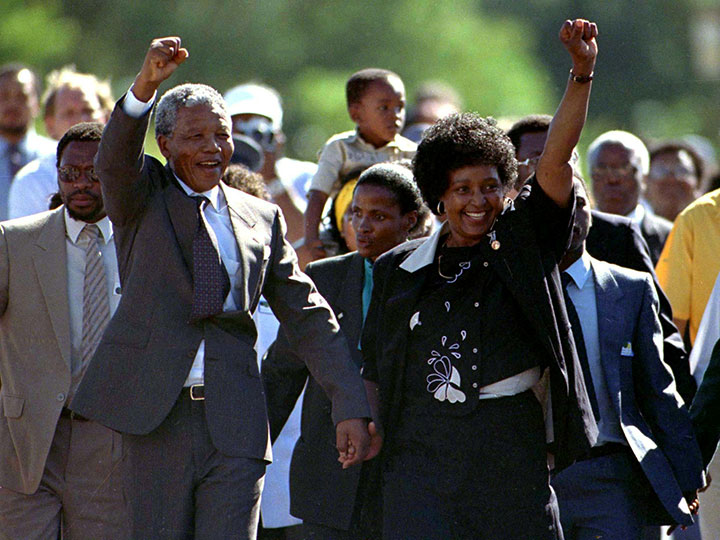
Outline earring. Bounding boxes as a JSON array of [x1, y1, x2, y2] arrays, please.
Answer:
[[436, 200, 445, 215]]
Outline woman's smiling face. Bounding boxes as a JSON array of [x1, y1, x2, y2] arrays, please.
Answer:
[[442, 164, 505, 247]]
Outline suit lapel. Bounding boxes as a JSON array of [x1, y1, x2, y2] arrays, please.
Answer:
[[333, 254, 365, 358], [591, 258, 626, 409], [33, 210, 71, 369], [163, 167, 196, 271], [222, 182, 259, 311], [486, 218, 558, 358]]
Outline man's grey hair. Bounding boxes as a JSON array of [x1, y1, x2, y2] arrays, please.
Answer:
[[155, 83, 230, 137], [586, 130, 649, 175]]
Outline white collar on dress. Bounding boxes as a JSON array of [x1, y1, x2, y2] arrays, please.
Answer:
[[399, 221, 450, 273]]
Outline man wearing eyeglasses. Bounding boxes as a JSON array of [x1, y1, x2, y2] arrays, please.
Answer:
[[224, 83, 317, 244], [0, 122, 125, 539], [506, 115, 696, 405], [587, 130, 673, 265]]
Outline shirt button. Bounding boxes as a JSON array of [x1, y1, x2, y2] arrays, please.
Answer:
[[471, 365, 478, 371], [473, 348, 478, 353], [472, 382, 478, 388], [57, 393, 65, 402], [474, 302, 479, 308], [483, 262, 488, 267]]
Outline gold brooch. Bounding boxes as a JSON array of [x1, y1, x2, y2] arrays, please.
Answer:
[[488, 230, 500, 250]]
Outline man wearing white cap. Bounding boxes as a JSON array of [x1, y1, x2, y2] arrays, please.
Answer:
[[224, 83, 316, 243]]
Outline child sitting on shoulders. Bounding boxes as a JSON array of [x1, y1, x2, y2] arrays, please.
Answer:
[[299, 68, 416, 266]]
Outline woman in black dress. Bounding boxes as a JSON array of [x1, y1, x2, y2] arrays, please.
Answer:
[[361, 19, 599, 539]]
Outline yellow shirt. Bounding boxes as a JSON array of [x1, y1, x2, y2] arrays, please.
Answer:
[[656, 188, 720, 344]]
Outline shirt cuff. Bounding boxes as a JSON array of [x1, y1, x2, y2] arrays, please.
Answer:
[[123, 86, 156, 118]]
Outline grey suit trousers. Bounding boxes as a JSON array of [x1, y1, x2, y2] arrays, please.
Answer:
[[0, 415, 126, 540], [121, 390, 266, 540]]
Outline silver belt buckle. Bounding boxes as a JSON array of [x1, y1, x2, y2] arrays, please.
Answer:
[[189, 384, 205, 401]]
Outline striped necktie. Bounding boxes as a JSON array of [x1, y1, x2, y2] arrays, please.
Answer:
[[81, 224, 111, 365]]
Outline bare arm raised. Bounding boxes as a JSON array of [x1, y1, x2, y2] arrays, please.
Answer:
[[131, 37, 189, 102], [536, 19, 598, 207]]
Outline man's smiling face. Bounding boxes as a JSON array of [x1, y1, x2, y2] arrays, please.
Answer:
[[157, 104, 234, 193]]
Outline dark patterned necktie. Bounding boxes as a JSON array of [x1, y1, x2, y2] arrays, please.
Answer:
[[561, 272, 600, 420], [190, 196, 230, 321]]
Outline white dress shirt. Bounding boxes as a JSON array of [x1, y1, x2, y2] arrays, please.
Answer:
[[565, 252, 625, 446], [8, 152, 58, 218]]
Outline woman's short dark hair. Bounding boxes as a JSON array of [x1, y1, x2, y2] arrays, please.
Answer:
[[354, 162, 424, 216], [413, 113, 517, 215]]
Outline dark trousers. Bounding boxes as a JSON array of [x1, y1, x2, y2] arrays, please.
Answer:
[[0, 414, 126, 540], [552, 451, 647, 540], [382, 392, 561, 540], [121, 389, 266, 539]]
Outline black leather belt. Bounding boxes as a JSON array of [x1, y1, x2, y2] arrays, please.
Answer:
[[184, 384, 205, 401], [61, 407, 89, 422]]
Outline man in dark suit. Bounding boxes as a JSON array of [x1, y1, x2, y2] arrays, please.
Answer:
[[551, 177, 704, 538], [586, 130, 672, 265], [264, 252, 372, 538], [71, 37, 371, 539], [506, 116, 695, 403], [263, 163, 421, 539]]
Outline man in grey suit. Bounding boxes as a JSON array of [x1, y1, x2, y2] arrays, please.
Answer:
[[551, 176, 705, 538], [70, 38, 371, 539], [0, 122, 125, 539]]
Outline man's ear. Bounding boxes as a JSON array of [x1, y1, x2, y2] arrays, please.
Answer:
[[45, 115, 58, 140], [348, 103, 361, 123], [404, 210, 418, 234], [157, 134, 172, 161]]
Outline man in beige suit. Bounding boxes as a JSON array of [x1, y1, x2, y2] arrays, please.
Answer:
[[0, 122, 126, 539]]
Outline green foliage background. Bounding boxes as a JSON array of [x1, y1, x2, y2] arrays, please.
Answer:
[[4, 0, 719, 168]]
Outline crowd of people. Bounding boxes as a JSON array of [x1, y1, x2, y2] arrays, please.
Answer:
[[1, 16, 720, 540]]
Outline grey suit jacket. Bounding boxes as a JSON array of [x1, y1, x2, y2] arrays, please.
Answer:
[[0, 209, 72, 493], [263, 252, 367, 530], [590, 257, 704, 525], [71, 100, 369, 461]]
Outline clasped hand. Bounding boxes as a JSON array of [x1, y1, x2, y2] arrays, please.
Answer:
[[336, 419, 382, 469], [559, 19, 598, 76], [132, 36, 189, 102]]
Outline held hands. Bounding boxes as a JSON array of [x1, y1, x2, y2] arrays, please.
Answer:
[[132, 37, 189, 102], [667, 490, 701, 535], [559, 19, 598, 77], [336, 418, 383, 469]]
